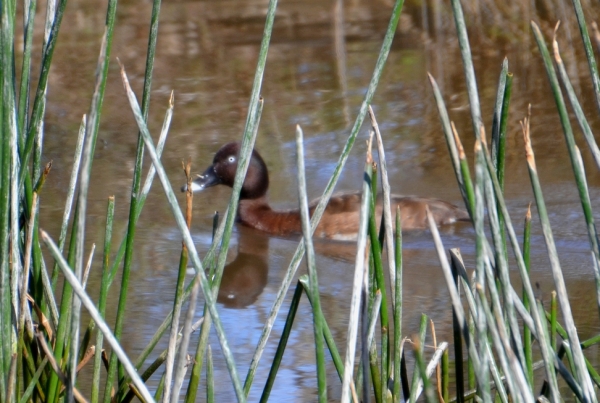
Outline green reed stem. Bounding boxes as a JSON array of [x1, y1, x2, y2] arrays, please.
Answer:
[[342, 155, 373, 403], [68, 34, 112, 396], [112, 4, 163, 383], [367, 148, 390, 402], [28, 175, 44, 330], [259, 281, 303, 403], [48, 203, 84, 403], [112, 81, 145, 396], [112, 0, 165, 389], [360, 255, 371, 403], [450, 253, 464, 403], [2, 0, 19, 395], [19, 0, 67, 188], [111, 99, 171, 397], [295, 125, 327, 402], [449, 0, 483, 139], [183, 317, 208, 402], [136, 348, 171, 398], [370, 106, 397, 295], [570, 0, 600, 114], [492, 59, 513, 197], [413, 341, 436, 403], [47, 207, 78, 403], [553, 36, 600, 170], [214, 1, 277, 393], [140, 0, 161, 121], [78, 317, 95, 362], [585, 358, 600, 389], [409, 314, 428, 403], [522, 207, 533, 389], [108, 100, 170, 393], [0, 11, 10, 394], [299, 277, 347, 385], [108, 107, 173, 393], [482, 144, 525, 370], [65, 100, 106, 401], [13, 191, 34, 401], [442, 348, 449, 402], [400, 348, 409, 402], [474, 142, 492, 402], [50, 115, 85, 289], [162, 215, 192, 403], [107, 95, 171, 287], [427, 74, 474, 217], [19, 357, 47, 403], [17, 191, 37, 386], [497, 73, 512, 190], [17, 0, 36, 138], [154, 372, 165, 401], [24, 339, 48, 401], [491, 58, 508, 168], [367, 292, 383, 403], [206, 346, 214, 403], [172, 263, 200, 401], [393, 207, 403, 403], [91, 196, 115, 403], [494, 68, 512, 268], [105, 52, 145, 402], [581, 334, 600, 349], [452, 255, 481, 394], [550, 292, 557, 352]]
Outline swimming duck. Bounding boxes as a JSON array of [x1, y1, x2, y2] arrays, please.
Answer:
[[182, 142, 469, 240]]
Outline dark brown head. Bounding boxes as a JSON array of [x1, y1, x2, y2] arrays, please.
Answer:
[[182, 142, 269, 200]]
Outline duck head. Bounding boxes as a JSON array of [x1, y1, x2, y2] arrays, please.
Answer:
[[182, 142, 269, 200]]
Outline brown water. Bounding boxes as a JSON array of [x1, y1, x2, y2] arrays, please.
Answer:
[[29, 0, 600, 400]]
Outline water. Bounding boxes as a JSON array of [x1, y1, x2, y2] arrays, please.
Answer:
[[29, 0, 600, 400]]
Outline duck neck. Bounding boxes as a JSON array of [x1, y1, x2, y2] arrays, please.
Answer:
[[237, 196, 302, 236]]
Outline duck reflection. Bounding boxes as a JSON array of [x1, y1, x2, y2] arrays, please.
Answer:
[[216, 219, 471, 309], [216, 224, 362, 308], [217, 226, 269, 308]]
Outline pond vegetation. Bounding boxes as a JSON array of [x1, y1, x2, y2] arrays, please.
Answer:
[[2, 0, 600, 401]]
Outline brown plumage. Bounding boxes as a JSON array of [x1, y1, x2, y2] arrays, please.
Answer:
[[183, 142, 470, 240]]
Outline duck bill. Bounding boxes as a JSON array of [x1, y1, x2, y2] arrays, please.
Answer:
[[181, 165, 221, 192]]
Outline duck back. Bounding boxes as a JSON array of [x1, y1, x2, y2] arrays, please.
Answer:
[[236, 191, 469, 240]]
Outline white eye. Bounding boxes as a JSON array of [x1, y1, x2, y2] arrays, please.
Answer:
[[228, 156, 236, 163]]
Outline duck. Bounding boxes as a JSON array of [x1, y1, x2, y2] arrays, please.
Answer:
[[181, 142, 470, 240]]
